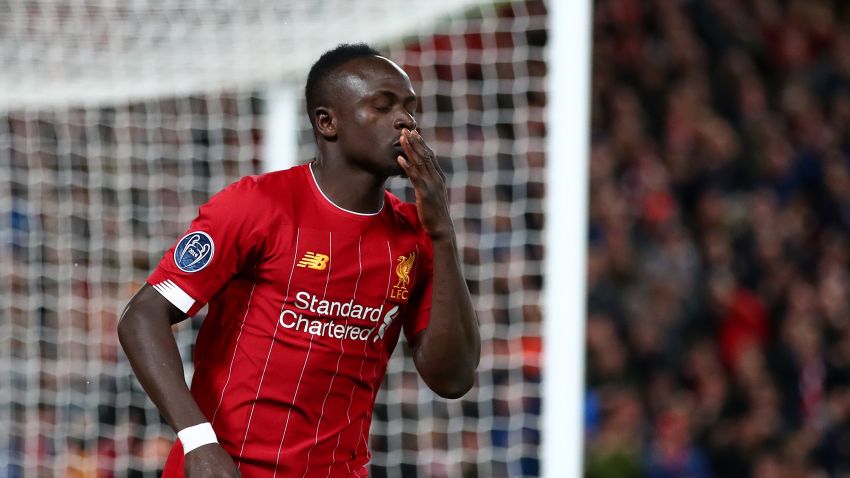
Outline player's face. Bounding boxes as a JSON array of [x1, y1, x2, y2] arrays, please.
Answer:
[[332, 57, 418, 176]]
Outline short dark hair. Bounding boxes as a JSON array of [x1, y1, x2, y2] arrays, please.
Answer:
[[305, 43, 382, 126]]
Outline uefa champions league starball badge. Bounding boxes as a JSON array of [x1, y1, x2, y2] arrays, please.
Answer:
[[174, 231, 215, 273]]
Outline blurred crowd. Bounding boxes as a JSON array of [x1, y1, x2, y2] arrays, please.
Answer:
[[585, 0, 850, 477], [2, 1, 548, 476]]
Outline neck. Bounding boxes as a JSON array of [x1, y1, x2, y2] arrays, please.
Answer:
[[310, 152, 387, 214]]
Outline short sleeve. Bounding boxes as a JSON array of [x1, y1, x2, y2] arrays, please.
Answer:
[[403, 238, 433, 342], [147, 176, 264, 317]]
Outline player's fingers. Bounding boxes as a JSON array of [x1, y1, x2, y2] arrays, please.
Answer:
[[404, 129, 432, 169], [399, 130, 422, 168], [396, 155, 420, 183], [413, 131, 445, 180], [407, 130, 439, 177], [414, 134, 445, 183], [409, 131, 433, 163]]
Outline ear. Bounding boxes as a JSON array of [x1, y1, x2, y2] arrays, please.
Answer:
[[314, 107, 337, 140]]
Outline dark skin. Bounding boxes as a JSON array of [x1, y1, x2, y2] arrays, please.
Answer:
[[119, 286, 238, 476], [118, 55, 480, 477]]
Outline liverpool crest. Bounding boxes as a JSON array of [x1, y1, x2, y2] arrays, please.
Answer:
[[390, 252, 416, 302]]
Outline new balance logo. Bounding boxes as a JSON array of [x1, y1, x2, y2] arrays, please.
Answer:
[[297, 252, 329, 270]]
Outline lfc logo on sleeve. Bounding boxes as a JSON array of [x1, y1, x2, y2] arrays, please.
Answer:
[[390, 252, 416, 302]]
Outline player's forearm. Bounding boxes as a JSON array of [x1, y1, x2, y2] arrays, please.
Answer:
[[414, 235, 480, 398], [118, 286, 209, 433]]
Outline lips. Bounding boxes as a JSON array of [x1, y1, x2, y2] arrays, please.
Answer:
[[392, 140, 406, 157]]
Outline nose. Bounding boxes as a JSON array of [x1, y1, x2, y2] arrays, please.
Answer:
[[394, 111, 417, 132]]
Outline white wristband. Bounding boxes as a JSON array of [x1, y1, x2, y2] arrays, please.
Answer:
[[177, 422, 218, 454]]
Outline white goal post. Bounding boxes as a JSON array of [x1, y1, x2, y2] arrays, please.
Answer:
[[542, 0, 591, 477]]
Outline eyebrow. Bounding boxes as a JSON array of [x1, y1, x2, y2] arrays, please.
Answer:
[[369, 90, 418, 106]]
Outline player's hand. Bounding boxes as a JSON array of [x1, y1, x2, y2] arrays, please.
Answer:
[[397, 128, 453, 241], [184, 443, 241, 477]]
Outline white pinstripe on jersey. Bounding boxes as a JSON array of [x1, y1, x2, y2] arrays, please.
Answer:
[[211, 281, 257, 425], [326, 235, 368, 478], [237, 228, 301, 467], [354, 240, 395, 460], [273, 231, 331, 477], [302, 231, 342, 476]]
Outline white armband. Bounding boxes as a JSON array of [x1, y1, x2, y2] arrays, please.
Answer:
[[177, 422, 218, 454]]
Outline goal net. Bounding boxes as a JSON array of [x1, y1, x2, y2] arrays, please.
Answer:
[[0, 1, 547, 476]]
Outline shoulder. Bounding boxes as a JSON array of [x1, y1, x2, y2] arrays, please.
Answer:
[[383, 191, 434, 255], [227, 164, 305, 196], [254, 164, 309, 189], [215, 164, 307, 206], [205, 165, 307, 227], [384, 191, 421, 233]]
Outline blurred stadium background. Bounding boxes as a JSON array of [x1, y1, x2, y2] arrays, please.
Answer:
[[585, 1, 850, 477], [2, 0, 850, 477]]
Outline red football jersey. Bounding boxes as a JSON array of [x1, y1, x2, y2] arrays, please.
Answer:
[[147, 164, 433, 477]]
